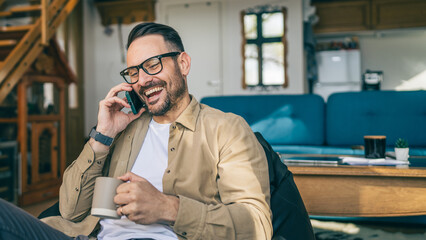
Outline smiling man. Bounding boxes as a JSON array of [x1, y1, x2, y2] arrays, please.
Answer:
[[0, 23, 272, 240]]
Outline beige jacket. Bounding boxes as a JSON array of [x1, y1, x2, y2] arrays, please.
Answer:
[[43, 97, 272, 240]]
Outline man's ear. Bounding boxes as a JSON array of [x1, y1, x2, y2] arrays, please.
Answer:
[[177, 52, 191, 76]]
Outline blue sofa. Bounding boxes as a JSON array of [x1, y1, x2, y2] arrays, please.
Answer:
[[200, 90, 426, 156]]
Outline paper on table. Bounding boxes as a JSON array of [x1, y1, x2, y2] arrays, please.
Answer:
[[341, 157, 409, 166], [282, 156, 341, 166]]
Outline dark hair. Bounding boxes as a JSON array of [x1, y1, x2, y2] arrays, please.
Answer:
[[127, 22, 185, 52]]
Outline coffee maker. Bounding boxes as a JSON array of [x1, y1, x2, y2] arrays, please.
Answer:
[[362, 70, 383, 91]]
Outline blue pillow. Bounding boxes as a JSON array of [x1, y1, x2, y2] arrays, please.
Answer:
[[251, 105, 309, 145]]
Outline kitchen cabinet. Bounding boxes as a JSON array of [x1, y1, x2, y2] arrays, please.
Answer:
[[372, 0, 426, 30], [312, 0, 426, 33], [95, 0, 155, 26], [313, 0, 371, 33]]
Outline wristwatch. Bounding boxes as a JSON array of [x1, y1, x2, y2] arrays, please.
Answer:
[[89, 127, 114, 146]]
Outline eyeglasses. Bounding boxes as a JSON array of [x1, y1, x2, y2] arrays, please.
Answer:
[[120, 52, 181, 84]]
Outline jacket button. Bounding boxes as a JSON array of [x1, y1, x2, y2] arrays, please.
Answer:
[[167, 170, 171, 173], [170, 147, 175, 151], [75, 187, 79, 191], [88, 159, 92, 163], [172, 125, 176, 129], [182, 232, 187, 236]]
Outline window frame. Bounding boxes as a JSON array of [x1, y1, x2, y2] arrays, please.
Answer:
[[241, 6, 288, 89]]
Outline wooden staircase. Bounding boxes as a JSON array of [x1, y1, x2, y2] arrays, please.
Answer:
[[0, 0, 79, 104]]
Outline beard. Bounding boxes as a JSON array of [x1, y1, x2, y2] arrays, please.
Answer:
[[140, 64, 187, 116]]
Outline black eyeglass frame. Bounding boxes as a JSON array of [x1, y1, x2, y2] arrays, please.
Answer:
[[120, 51, 181, 84]]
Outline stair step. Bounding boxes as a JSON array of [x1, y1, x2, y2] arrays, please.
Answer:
[[0, 24, 33, 32], [10, 5, 41, 13], [0, 48, 11, 59], [0, 39, 16, 47], [0, 5, 41, 18], [0, 30, 28, 41], [0, 11, 11, 17]]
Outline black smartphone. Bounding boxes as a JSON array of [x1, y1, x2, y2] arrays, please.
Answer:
[[125, 90, 146, 114]]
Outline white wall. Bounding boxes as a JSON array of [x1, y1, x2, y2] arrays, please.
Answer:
[[83, 0, 139, 133], [359, 29, 426, 90], [219, 0, 305, 95], [315, 28, 426, 94], [157, 0, 305, 96]]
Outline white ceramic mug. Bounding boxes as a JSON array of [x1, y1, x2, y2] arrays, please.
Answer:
[[91, 177, 123, 219]]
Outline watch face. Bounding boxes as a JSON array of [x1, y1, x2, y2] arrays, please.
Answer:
[[90, 128, 97, 138]]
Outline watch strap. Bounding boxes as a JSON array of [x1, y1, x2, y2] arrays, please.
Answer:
[[89, 127, 113, 146]]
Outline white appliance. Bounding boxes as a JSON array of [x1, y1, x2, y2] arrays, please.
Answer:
[[314, 50, 361, 100]]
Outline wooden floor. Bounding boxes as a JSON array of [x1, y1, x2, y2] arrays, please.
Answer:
[[313, 220, 426, 240], [21, 198, 58, 217]]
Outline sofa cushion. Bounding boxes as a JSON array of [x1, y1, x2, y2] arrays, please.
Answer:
[[251, 105, 311, 145], [201, 94, 325, 145], [326, 90, 426, 147], [272, 145, 426, 156], [272, 145, 364, 155]]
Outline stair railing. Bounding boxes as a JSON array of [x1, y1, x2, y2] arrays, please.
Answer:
[[0, 0, 79, 103]]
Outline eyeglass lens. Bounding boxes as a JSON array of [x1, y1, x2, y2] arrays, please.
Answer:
[[122, 57, 163, 83]]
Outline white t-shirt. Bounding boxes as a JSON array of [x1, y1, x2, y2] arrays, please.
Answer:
[[98, 119, 178, 240]]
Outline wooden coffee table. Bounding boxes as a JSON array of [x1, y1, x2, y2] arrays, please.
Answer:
[[284, 155, 426, 217]]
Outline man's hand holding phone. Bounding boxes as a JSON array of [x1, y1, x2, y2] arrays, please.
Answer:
[[91, 83, 145, 152], [125, 90, 146, 115]]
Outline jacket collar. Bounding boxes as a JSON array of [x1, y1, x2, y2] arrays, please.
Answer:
[[174, 95, 200, 132]]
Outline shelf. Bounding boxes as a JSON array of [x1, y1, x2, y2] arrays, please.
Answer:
[[0, 170, 11, 179], [0, 186, 8, 193], [0, 114, 61, 123], [0, 118, 17, 123], [314, 82, 360, 86], [28, 114, 61, 122], [0, 166, 10, 172]]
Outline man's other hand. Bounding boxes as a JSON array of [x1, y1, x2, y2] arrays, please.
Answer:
[[115, 172, 179, 225]]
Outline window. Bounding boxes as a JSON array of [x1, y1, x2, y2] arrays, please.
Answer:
[[241, 6, 288, 89]]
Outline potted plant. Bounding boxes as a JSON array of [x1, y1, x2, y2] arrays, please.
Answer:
[[395, 138, 409, 161]]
